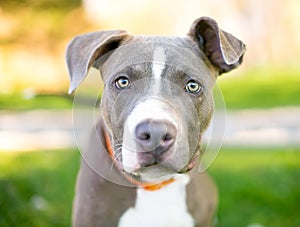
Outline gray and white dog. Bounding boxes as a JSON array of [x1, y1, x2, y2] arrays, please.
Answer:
[[66, 16, 245, 227]]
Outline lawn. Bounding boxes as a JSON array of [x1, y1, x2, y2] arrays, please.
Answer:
[[209, 147, 300, 227], [218, 66, 300, 109], [0, 148, 299, 227], [0, 93, 73, 110], [0, 150, 79, 227]]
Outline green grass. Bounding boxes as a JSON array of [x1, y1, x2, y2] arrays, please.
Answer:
[[0, 93, 73, 110], [0, 150, 80, 227], [209, 147, 300, 227], [218, 66, 300, 109], [0, 148, 299, 226]]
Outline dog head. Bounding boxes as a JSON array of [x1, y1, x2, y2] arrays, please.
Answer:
[[66, 17, 245, 183]]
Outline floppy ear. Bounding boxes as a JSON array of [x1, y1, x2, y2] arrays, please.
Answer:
[[66, 30, 131, 93], [188, 17, 246, 75]]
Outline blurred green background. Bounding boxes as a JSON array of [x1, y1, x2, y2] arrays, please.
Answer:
[[0, 0, 299, 226]]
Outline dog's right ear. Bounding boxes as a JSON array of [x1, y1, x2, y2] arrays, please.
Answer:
[[66, 30, 131, 94], [188, 17, 246, 75]]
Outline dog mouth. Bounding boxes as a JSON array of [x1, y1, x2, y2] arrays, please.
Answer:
[[135, 145, 174, 167], [129, 165, 178, 183], [111, 135, 200, 182], [119, 156, 198, 185], [116, 148, 175, 173], [107, 121, 201, 185], [114, 147, 199, 180], [103, 127, 201, 187]]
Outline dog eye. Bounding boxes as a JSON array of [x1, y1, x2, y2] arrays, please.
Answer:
[[115, 77, 130, 90], [185, 80, 202, 94]]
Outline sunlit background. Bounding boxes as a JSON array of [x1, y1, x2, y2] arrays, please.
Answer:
[[0, 0, 299, 226]]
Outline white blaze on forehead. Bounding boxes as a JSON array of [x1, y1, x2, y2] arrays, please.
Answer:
[[152, 47, 166, 94], [152, 46, 166, 79]]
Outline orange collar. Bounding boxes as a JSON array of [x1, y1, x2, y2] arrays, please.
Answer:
[[103, 131, 175, 191]]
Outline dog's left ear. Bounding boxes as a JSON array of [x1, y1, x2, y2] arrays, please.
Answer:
[[66, 30, 131, 94], [188, 17, 246, 75]]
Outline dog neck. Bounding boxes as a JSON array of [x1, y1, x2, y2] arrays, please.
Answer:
[[118, 174, 194, 227]]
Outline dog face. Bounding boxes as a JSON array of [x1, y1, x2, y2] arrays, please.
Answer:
[[66, 17, 245, 183], [99, 37, 216, 182]]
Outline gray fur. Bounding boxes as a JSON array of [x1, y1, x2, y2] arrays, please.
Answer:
[[66, 16, 245, 227]]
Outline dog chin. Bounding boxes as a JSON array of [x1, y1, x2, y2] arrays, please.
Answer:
[[127, 165, 178, 184]]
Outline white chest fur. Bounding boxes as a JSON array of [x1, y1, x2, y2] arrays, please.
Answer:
[[118, 175, 194, 227]]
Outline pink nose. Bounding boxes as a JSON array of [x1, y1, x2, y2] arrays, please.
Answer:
[[135, 120, 176, 155]]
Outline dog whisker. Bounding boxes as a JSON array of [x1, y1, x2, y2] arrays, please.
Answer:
[[108, 150, 123, 174]]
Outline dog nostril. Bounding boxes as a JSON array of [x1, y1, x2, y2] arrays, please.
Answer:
[[163, 133, 173, 141], [140, 132, 151, 141], [135, 123, 151, 141], [161, 133, 175, 148], [135, 120, 176, 153]]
